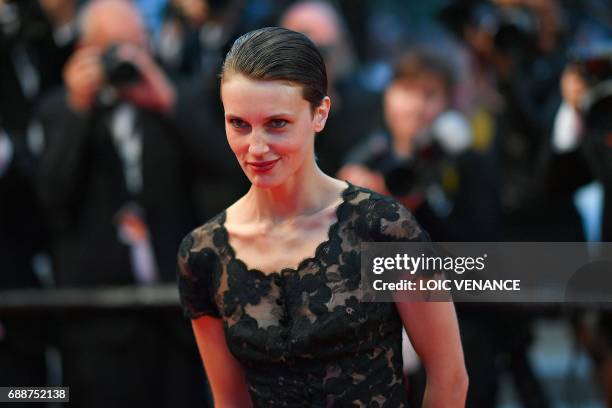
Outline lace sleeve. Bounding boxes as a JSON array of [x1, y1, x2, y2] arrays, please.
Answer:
[[367, 194, 430, 243], [366, 193, 445, 286], [176, 232, 221, 319]]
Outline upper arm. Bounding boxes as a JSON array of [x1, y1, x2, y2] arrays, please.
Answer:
[[177, 232, 252, 406], [375, 197, 465, 377], [191, 316, 252, 408], [395, 301, 465, 380]]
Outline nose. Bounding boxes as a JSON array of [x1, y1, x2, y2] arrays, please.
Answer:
[[248, 132, 270, 156]]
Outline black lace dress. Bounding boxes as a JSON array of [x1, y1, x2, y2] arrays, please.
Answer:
[[176, 183, 429, 407]]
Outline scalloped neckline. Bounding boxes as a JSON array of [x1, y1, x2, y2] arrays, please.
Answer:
[[219, 181, 353, 279]]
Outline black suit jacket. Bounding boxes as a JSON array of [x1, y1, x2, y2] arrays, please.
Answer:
[[36, 89, 241, 286]]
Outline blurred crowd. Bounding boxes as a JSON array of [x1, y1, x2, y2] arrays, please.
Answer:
[[0, 0, 610, 407]]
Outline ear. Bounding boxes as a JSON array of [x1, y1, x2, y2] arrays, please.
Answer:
[[313, 96, 331, 133]]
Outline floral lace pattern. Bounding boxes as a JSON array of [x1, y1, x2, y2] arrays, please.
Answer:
[[177, 183, 428, 407]]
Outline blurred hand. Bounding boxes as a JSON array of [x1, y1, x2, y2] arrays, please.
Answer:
[[64, 44, 176, 113], [114, 44, 176, 113], [337, 164, 389, 195], [64, 46, 104, 112], [337, 164, 426, 210], [561, 65, 587, 111], [397, 192, 426, 213]]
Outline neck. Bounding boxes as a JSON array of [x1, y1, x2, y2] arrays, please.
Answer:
[[242, 159, 344, 225]]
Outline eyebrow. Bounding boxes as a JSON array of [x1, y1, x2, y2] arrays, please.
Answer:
[[225, 113, 295, 121]]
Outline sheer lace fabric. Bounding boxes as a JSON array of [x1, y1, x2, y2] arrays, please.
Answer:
[[177, 183, 428, 407]]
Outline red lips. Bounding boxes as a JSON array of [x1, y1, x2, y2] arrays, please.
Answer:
[[247, 158, 280, 173]]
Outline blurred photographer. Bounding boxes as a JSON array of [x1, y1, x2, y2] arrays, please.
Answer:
[[338, 48, 558, 408], [63, 8, 174, 115], [440, 0, 586, 243], [0, 0, 77, 289], [339, 49, 500, 242], [35, 1, 212, 406], [0, 0, 77, 391], [561, 42, 612, 406], [39, 0, 178, 285], [579, 52, 612, 240], [281, 0, 381, 176]]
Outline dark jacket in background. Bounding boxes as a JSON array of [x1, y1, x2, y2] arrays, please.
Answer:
[[36, 88, 238, 286]]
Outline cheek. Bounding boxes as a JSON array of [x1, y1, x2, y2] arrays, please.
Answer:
[[385, 101, 405, 127], [270, 122, 315, 157], [226, 133, 248, 158], [384, 92, 403, 123], [271, 136, 307, 156]]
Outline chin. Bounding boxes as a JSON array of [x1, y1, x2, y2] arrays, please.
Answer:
[[248, 174, 286, 189]]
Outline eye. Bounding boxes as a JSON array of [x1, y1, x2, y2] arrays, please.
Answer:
[[229, 118, 249, 129], [267, 119, 288, 129]]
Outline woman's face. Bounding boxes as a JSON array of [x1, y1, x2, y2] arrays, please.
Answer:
[[221, 74, 329, 189]]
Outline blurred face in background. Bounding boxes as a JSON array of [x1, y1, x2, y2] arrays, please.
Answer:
[[280, 1, 353, 86], [280, 2, 341, 48], [171, 0, 209, 27], [221, 74, 329, 189], [384, 79, 426, 155], [420, 72, 450, 126], [80, 0, 148, 50]]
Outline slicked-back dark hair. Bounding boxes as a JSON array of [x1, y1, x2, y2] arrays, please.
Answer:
[[221, 27, 328, 112]]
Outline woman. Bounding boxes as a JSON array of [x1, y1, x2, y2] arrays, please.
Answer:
[[177, 27, 468, 407]]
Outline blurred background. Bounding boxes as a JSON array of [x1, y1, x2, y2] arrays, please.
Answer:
[[0, 0, 611, 406]]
